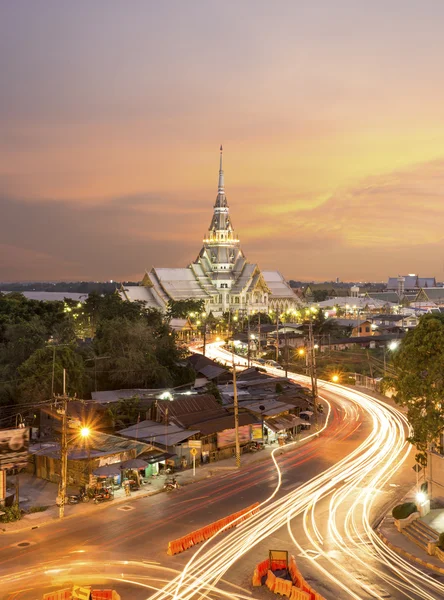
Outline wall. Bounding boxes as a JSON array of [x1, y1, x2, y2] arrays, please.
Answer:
[[427, 451, 444, 502]]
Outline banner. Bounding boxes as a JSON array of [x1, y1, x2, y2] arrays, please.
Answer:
[[217, 425, 251, 449], [0, 427, 30, 469], [251, 423, 263, 441]]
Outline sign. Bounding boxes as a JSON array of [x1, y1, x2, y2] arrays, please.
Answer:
[[0, 470, 5, 502], [190, 448, 198, 456], [0, 427, 30, 470], [412, 464, 423, 473], [251, 423, 263, 441], [72, 585, 91, 599], [188, 440, 202, 449], [217, 425, 251, 449]]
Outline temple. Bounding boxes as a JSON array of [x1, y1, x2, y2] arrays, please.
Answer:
[[121, 147, 300, 316]]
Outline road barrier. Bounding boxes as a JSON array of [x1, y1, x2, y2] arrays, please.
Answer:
[[252, 554, 326, 600], [167, 503, 260, 555], [42, 588, 121, 600]]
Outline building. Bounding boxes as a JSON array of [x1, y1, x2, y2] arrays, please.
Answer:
[[121, 147, 301, 316], [386, 275, 437, 293]]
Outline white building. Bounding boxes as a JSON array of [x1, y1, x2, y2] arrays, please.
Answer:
[[121, 148, 301, 316]]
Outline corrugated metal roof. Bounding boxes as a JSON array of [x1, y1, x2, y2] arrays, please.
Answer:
[[117, 419, 199, 446], [266, 414, 304, 432], [194, 413, 258, 436]]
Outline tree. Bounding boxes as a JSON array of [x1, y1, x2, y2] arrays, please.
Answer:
[[166, 299, 205, 320], [18, 345, 86, 403], [94, 318, 173, 389], [391, 314, 444, 455]]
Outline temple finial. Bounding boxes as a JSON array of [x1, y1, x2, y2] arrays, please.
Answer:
[[218, 144, 224, 194]]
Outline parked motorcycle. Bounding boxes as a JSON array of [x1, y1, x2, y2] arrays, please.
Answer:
[[164, 478, 180, 492], [93, 488, 113, 504], [68, 488, 90, 504]]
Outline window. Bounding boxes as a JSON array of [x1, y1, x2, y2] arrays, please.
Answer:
[[235, 297, 240, 304], [365, 326, 370, 332]]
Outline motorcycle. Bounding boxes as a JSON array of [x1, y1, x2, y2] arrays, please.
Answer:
[[164, 478, 180, 492], [68, 488, 90, 504], [94, 488, 113, 504]]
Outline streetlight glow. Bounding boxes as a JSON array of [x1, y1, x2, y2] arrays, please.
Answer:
[[80, 427, 91, 438]]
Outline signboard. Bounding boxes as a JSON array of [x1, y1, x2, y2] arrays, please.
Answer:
[[72, 585, 91, 599], [0, 427, 30, 470], [0, 470, 5, 502], [251, 423, 263, 441], [188, 440, 202, 449], [217, 425, 251, 449], [190, 448, 198, 456]]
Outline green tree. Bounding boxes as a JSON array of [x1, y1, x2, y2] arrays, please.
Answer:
[[18, 345, 86, 403], [94, 318, 173, 389], [391, 314, 444, 454], [166, 299, 205, 320]]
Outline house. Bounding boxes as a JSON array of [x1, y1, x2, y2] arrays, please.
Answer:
[[39, 401, 114, 439], [187, 354, 231, 387], [350, 320, 373, 337], [386, 275, 436, 293], [28, 431, 151, 486]]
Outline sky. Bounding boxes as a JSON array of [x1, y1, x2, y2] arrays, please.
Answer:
[[1, 0, 444, 283]]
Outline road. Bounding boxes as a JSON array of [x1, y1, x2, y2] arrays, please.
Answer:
[[2, 342, 443, 599], [2, 385, 369, 598]]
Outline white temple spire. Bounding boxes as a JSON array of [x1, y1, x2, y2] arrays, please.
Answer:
[[218, 144, 224, 194]]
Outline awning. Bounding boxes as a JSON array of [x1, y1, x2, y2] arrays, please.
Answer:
[[266, 415, 305, 433], [93, 464, 122, 477], [145, 452, 175, 464], [120, 458, 149, 469]]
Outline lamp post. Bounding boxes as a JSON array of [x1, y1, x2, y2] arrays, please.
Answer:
[[383, 340, 399, 376], [57, 368, 92, 519], [232, 352, 241, 469]]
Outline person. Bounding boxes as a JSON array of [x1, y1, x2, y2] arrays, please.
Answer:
[[124, 480, 131, 497]]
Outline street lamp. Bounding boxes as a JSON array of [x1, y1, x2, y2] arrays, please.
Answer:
[[384, 340, 400, 375], [58, 423, 92, 518], [331, 374, 340, 383]]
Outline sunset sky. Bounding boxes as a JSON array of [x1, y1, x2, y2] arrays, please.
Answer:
[[1, 1, 444, 282]]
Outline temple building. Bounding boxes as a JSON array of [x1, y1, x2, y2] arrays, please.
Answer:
[[121, 147, 300, 316]]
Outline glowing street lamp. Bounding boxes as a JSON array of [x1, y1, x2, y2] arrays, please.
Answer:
[[80, 427, 90, 438], [331, 374, 340, 383]]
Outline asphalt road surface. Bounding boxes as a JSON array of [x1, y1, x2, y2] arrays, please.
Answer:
[[1, 392, 368, 599]]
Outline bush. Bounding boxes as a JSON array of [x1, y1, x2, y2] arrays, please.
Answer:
[[392, 502, 418, 520], [275, 383, 283, 394], [27, 505, 49, 514], [0, 504, 22, 523], [438, 532, 444, 550]]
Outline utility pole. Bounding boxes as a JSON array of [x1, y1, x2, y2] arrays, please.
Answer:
[[58, 369, 68, 519], [258, 312, 261, 357], [275, 311, 280, 362], [284, 332, 289, 378], [308, 322, 318, 429], [232, 354, 241, 468], [247, 303, 251, 368]]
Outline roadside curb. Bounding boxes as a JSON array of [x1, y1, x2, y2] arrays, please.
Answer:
[[0, 485, 164, 535], [376, 529, 444, 575], [1, 413, 326, 536]]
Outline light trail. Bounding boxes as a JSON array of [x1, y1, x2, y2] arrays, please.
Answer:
[[151, 342, 444, 600]]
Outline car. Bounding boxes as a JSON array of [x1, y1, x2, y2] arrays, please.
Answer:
[[265, 360, 284, 370], [255, 358, 266, 365]]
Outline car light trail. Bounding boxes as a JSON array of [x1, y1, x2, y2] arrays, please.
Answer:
[[149, 342, 444, 600]]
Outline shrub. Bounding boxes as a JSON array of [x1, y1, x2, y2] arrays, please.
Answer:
[[275, 383, 283, 394], [438, 532, 444, 550], [27, 505, 49, 513], [0, 504, 22, 523], [392, 502, 418, 520]]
